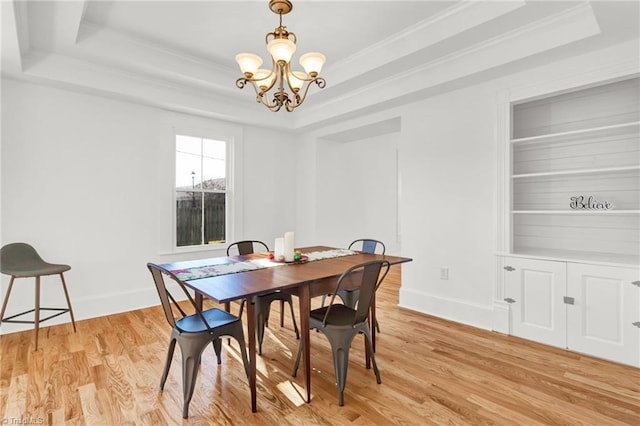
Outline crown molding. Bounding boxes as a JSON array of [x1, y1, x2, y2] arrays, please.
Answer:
[[292, 1, 601, 129], [327, 0, 525, 85]]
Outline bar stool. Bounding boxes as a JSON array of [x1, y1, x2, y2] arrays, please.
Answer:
[[0, 242, 77, 350]]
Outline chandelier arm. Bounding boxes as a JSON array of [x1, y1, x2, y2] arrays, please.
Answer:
[[235, 0, 325, 112], [293, 77, 325, 108]]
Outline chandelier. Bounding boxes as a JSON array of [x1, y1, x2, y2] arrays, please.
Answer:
[[235, 0, 326, 112]]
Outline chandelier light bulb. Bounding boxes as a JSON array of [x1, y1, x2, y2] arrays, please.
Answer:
[[267, 38, 296, 63], [299, 52, 325, 77], [235, 53, 263, 77], [288, 71, 307, 91], [253, 69, 276, 90]]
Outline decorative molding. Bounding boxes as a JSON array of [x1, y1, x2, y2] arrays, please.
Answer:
[[329, 0, 525, 84], [295, 1, 603, 129], [398, 288, 494, 331]]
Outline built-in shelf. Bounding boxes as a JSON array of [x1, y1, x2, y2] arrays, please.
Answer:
[[508, 77, 639, 264], [510, 121, 640, 145], [512, 165, 640, 179], [512, 210, 640, 214]]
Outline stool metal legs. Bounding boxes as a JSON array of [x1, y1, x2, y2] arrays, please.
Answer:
[[0, 273, 77, 350]]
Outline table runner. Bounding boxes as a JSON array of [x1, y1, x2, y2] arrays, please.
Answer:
[[168, 248, 357, 281]]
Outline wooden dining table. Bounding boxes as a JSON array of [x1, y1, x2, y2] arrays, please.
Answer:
[[161, 245, 412, 412]]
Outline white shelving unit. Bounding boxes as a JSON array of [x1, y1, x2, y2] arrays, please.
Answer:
[[509, 79, 640, 266], [497, 76, 640, 367]]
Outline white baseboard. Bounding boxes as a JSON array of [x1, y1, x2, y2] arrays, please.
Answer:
[[398, 287, 493, 330], [492, 300, 510, 334], [0, 286, 160, 335]]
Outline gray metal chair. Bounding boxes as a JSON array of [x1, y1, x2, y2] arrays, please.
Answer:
[[0, 242, 76, 350], [292, 259, 390, 406], [322, 239, 386, 333], [147, 262, 250, 419], [227, 240, 300, 355]]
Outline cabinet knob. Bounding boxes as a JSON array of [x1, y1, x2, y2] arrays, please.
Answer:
[[632, 281, 640, 287], [633, 322, 640, 328], [504, 266, 515, 272], [504, 297, 516, 304], [564, 296, 575, 305]]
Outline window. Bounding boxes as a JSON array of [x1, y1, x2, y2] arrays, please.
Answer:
[[175, 135, 227, 247]]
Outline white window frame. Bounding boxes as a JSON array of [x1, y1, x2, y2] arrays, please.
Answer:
[[169, 125, 243, 254]]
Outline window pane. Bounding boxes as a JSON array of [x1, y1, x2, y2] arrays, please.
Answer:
[[203, 139, 226, 190], [176, 150, 201, 188], [176, 135, 202, 155], [203, 192, 226, 245], [176, 191, 202, 246]]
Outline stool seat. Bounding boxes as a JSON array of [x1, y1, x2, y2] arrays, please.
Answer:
[[1, 242, 76, 350], [2, 262, 70, 278]]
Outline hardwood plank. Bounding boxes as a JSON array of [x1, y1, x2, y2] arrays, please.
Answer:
[[1, 267, 638, 424]]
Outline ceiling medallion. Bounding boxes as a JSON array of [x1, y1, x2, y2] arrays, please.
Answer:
[[235, 0, 326, 112]]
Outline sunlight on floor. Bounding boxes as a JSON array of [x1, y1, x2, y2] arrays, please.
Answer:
[[276, 380, 309, 407]]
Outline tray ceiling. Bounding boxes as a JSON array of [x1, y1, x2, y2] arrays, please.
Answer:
[[2, 1, 639, 131]]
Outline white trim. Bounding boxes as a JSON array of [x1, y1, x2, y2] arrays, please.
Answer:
[[398, 288, 493, 331]]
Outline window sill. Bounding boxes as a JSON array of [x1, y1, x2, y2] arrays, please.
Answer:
[[158, 244, 227, 256]]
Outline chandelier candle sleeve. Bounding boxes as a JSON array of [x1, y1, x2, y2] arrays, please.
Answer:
[[284, 232, 295, 262], [234, 0, 326, 112]]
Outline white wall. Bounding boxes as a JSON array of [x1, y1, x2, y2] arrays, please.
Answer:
[[300, 39, 639, 331], [399, 84, 497, 327], [0, 80, 297, 333], [3, 39, 637, 336], [314, 133, 400, 254]]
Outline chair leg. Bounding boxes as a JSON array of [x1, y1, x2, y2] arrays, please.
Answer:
[[238, 299, 246, 318], [279, 300, 285, 327], [256, 301, 267, 356], [212, 338, 222, 365], [332, 345, 350, 406], [0, 276, 16, 324], [160, 338, 177, 391], [292, 341, 302, 377], [34, 276, 41, 351], [287, 299, 300, 339], [230, 299, 247, 346], [232, 323, 251, 382], [180, 347, 202, 419], [363, 329, 381, 384], [59, 273, 77, 332]]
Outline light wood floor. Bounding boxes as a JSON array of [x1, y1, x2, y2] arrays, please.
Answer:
[[1, 268, 638, 425]]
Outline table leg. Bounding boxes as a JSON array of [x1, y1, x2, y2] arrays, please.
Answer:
[[246, 296, 257, 412], [299, 285, 311, 403], [195, 292, 203, 310]]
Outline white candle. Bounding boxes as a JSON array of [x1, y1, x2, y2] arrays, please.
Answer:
[[274, 237, 284, 260], [284, 231, 295, 262]]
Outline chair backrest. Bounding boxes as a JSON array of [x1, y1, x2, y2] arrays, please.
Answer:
[[147, 262, 213, 332], [226, 240, 269, 256], [323, 260, 391, 326], [0, 243, 46, 274], [348, 239, 385, 255]]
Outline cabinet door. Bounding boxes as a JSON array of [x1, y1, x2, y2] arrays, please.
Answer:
[[504, 258, 567, 348], [567, 264, 640, 367]]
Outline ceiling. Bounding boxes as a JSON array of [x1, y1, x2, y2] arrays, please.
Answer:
[[2, 1, 639, 133]]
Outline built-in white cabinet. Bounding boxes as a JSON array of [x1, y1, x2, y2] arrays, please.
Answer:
[[566, 263, 639, 366], [496, 76, 640, 367], [503, 257, 639, 366], [503, 258, 567, 349]]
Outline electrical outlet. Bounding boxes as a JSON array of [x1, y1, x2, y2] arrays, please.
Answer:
[[440, 267, 449, 280]]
